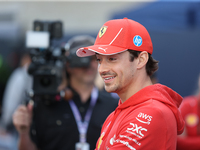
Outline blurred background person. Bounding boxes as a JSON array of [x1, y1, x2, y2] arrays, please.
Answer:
[[177, 73, 200, 150], [1, 52, 32, 132], [12, 35, 118, 150], [0, 54, 12, 116], [0, 51, 32, 150]]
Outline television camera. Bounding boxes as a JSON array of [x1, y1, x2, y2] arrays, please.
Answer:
[[26, 20, 67, 105]]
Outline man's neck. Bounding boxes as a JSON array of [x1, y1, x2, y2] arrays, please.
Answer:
[[70, 79, 94, 103], [119, 75, 153, 103]]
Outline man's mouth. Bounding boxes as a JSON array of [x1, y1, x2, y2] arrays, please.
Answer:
[[104, 77, 115, 80], [103, 76, 116, 83]]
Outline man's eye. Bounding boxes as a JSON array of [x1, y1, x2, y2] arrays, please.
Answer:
[[96, 58, 101, 62], [109, 58, 116, 61]]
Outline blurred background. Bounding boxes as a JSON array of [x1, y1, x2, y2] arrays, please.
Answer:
[[0, 0, 200, 113]]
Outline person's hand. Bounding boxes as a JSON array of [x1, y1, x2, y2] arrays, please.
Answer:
[[13, 100, 34, 135]]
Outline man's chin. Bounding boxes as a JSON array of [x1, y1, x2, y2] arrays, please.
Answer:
[[105, 86, 117, 93]]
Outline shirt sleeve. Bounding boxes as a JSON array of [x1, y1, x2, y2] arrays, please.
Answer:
[[107, 102, 177, 150]]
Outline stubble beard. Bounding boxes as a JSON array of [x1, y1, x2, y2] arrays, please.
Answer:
[[104, 83, 119, 93]]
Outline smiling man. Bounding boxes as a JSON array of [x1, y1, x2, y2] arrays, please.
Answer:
[[76, 18, 185, 150]]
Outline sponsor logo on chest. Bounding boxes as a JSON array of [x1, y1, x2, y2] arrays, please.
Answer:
[[136, 112, 153, 125]]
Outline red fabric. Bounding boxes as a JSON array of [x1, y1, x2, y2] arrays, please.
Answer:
[[177, 96, 200, 150], [95, 84, 184, 150], [177, 137, 200, 150]]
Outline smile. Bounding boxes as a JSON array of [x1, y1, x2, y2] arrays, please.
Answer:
[[103, 76, 116, 83], [105, 77, 115, 80]]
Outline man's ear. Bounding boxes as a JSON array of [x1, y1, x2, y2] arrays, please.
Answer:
[[137, 51, 149, 69]]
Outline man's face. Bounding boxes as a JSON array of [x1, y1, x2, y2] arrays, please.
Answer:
[[96, 51, 138, 94], [68, 56, 98, 85]]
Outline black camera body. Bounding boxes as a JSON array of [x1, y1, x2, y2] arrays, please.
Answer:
[[27, 20, 66, 104]]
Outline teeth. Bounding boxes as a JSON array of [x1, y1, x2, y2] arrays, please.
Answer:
[[105, 77, 114, 80]]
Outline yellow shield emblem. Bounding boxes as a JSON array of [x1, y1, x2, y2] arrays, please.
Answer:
[[99, 26, 107, 38]]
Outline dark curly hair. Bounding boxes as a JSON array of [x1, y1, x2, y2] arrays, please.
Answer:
[[127, 50, 158, 76]]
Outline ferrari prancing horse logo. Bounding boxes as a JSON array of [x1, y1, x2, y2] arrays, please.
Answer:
[[99, 26, 107, 38]]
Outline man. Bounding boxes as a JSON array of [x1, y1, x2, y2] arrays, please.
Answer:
[[12, 35, 118, 150], [177, 74, 200, 150], [76, 18, 185, 150]]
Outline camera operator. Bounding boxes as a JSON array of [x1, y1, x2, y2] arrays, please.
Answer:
[[12, 35, 118, 150]]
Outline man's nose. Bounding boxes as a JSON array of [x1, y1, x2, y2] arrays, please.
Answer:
[[98, 59, 109, 75]]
